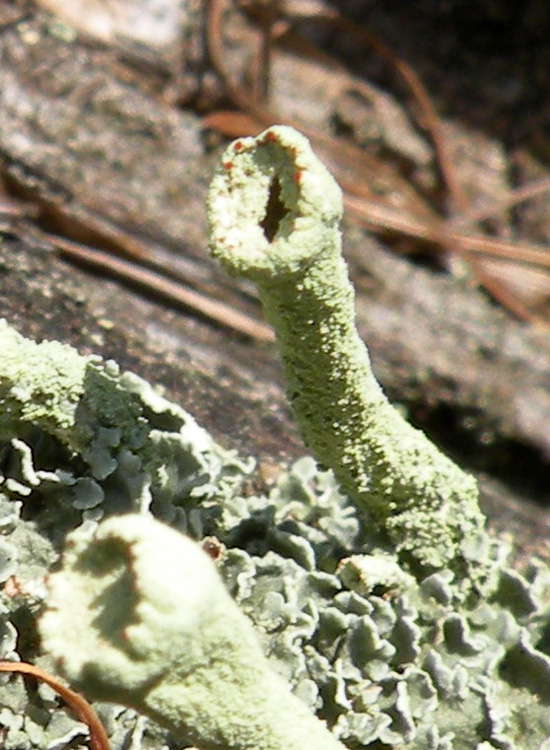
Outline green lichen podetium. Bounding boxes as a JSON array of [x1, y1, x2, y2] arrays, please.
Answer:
[[207, 126, 485, 577]]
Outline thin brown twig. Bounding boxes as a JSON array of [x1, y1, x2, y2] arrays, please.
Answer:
[[49, 234, 275, 342], [464, 256, 538, 322], [344, 193, 550, 269], [1, 178, 274, 342], [0, 661, 110, 750], [451, 175, 550, 231]]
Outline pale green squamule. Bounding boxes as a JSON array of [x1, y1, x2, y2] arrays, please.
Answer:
[[207, 125, 485, 572]]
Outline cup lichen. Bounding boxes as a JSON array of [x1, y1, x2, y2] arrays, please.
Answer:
[[207, 125, 484, 576], [39, 513, 346, 750]]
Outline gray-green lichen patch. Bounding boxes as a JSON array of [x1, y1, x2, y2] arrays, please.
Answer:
[[216, 457, 550, 750], [0, 320, 251, 531], [1, 322, 550, 749]]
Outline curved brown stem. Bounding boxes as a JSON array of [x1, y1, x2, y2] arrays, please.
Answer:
[[0, 661, 110, 750]]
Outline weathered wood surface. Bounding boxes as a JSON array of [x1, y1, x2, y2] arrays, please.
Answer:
[[0, 4, 549, 562]]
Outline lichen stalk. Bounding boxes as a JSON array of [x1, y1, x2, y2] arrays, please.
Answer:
[[207, 125, 485, 573]]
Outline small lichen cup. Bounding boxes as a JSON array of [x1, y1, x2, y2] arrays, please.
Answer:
[[39, 513, 346, 750]]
